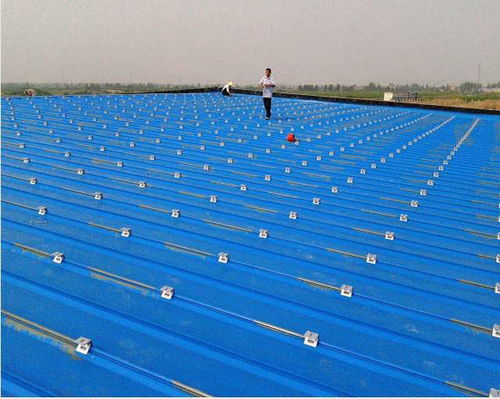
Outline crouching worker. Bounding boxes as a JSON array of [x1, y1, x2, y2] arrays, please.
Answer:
[[221, 81, 233, 96]]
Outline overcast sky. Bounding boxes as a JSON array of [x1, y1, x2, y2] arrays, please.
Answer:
[[2, 0, 499, 85]]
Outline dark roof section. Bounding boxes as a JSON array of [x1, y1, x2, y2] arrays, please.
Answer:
[[232, 88, 500, 115]]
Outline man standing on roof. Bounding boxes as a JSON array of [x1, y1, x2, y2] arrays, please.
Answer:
[[258, 68, 276, 119]]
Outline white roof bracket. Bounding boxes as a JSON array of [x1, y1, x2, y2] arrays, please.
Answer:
[[52, 252, 64, 264], [120, 227, 131, 238], [160, 285, 174, 299], [218, 252, 229, 264], [74, 337, 92, 355], [303, 331, 319, 347], [340, 284, 353, 297]]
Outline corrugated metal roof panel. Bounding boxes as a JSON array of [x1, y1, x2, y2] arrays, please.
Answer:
[[2, 92, 499, 397]]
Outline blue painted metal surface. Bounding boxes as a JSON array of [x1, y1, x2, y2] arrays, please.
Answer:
[[1, 92, 499, 397]]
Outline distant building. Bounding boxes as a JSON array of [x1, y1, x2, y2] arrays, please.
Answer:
[[384, 91, 419, 102], [480, 87, 500, 93]]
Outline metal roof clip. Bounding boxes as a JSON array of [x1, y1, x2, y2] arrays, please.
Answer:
[[259, 229, 269, 238], [285, 167, 291, 173], [160, 285, 174, 300], [366, 253, 377, 264], [303, 331, 319, 347], [341, 284, 353, 297], [203, 164, 211, 171], [385, 231, 395, 240], [312, 197, 321, 205], [289, 211, 298, 220], [419, 189, 427, 196], [227, 158, 234, 164], [360, 168, 366, 175], [138, 181, 147, 188], [331, 186, 338, 193], [210, 195, 218, 203], [37, 206, 47, 216], [116, 161, 123, 167], [302, 160, 308, 166], [52, 252, 64, 264], [370, 163, 377, 169], [171, 209, 180, 218], [77, 168, 85, 175], [495, 283, 500, 294], [347, 177, 354, 184], [94, 192, 103, 200], [100, 146, 106, 152], [29, 177, 37, 185], [120, 227, 131, 238], [218, 252, 229, 264], [22, 157, 30, 164], [149, 155, 156, 161], [74, 337, 92, 355], [410, 200, 419, 207], [174, 172, 182, 179], [492, 324, 500, 338], [64, 151, 71, 157], [240, 184, 247, 191]]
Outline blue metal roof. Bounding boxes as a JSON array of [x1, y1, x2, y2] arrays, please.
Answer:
[[1, 92, 499, 397]]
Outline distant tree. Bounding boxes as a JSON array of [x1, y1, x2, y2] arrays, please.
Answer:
[[459, 82, 482, 92]]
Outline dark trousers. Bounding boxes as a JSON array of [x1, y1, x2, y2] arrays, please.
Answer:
[[263, 97, 272, 118]]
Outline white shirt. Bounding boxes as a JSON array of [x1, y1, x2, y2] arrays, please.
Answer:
[[259, 76, 276, 98]]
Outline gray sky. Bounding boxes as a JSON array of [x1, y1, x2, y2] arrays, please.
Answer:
[[2, 0, 499, 85]]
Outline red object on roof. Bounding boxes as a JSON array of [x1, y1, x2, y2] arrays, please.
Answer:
[[287, 133, 296, 142]]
